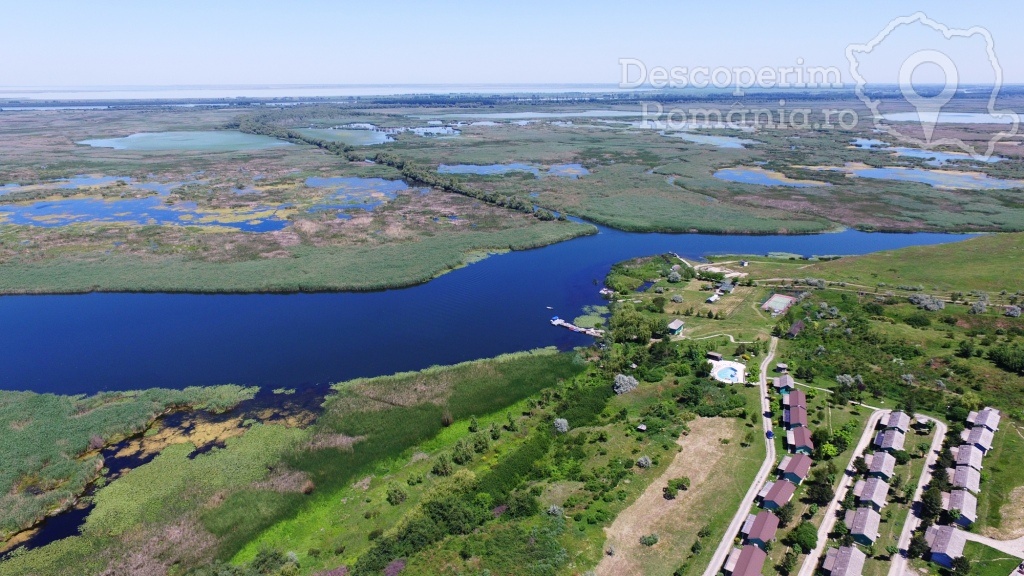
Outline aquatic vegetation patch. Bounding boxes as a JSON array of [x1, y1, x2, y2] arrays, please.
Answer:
[[77, 131, 292, 152]]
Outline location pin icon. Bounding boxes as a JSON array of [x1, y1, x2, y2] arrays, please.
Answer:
[[898, 50, 959, 144]]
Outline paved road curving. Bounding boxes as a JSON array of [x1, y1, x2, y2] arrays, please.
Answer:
[[702, 337, 779, 576]]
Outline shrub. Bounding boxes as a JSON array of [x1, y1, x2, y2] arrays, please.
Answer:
[[553, 418, 569, 434], [640, 533, 659, 547], [787, 521, 818, 552], [636, 456, 652, 469], [432, 454, 453, 477], [386, 485, 407, 506], [613, 374, 639, 395]]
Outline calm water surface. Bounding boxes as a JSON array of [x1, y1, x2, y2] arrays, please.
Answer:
[[0, 224, 975, 395]]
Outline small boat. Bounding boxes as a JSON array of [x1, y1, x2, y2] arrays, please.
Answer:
[[546, 306, 553, 309]]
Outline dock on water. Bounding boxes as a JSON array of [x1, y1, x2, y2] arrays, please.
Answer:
[[550, 316, 605, 338]]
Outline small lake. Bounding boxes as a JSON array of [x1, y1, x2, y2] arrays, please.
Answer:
[[850, 139, 1002, 166], [714, 167, 829, 187], [305, 177, 410, 216], [851, 138, 887, 149], [881, 112, 1017, 125], [296, 128, 392, 146], [666, 132, 756, 149], [438, 163, 589, 178], [78, 131, 293, 151], [0, 223, 975, 395], [846, 166, 1023, 190]]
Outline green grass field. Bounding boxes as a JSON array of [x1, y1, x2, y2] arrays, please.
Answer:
[[726, 232, 1024, 295], [0, 222, 593, 293], [962, 541, 1023, 576]]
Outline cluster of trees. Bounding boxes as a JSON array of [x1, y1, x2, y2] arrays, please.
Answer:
[[988, 342, 1024, 374], [372, 152, 563, 222]]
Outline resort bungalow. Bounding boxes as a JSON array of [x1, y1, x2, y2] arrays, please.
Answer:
[[718, 280, 736, 294], [967, 407, 1001, 432], [885, 411, 912, 433], [867, 452, 897, 481], [667, 319, 685, 335], [873, 429, 906, 453], [777, 453, 813, 485], [773, 374, 795, 394], [707, 293, 721, 304], [951, 465, 982, 494], [707, 351, 724, 362], [787, 427, 815, 455], [823, 546, 867, 576], [787, 320, 805, 338], [844, 507, 881, 545], [925, 525, 967, 568], [853, 477, 889, 511], [776, 363, 788, 373], [724, 545, 768, 576], [961, 426, 995, 454], [942, 489, 979, 527], [758, 480, 797, 510], [784, 405, 809, 429], [955, 444, 985, 471], [741, 510, 780, 549], [783, 389, 806, 409]]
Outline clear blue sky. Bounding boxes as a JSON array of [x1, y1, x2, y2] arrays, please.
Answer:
[[1, 0, 1020, 87]]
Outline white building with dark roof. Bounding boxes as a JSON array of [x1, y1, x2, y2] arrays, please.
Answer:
[[773, 374, 795, 393], [783, 389, 806, 409], [867, 452, 896, 481], [955, 444, 984, 471], [844, 507, 881, 545], [942, 489, 978, 527], [823, 546, 867, 576], [724, 545, 768, 576], [925, 525, 966, 568], [885, 411, 911, 433], [873, 429, 906, 453], [741, 510, 779, 549], [778, 454, 813, 485], [961, 426, 995, 453], [951, 465, 982, 494], [967, 407, 1001, 432], [853, 477, 889, 511]]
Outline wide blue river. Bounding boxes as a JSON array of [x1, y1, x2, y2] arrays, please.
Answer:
[[0, 224, 974, 394]]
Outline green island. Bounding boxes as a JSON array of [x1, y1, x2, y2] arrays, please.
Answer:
[[3, 234, 1024, 576]]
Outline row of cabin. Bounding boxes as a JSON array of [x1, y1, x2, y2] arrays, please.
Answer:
[[925, 407, 1001, 568], [724, 375, 815, 576], [774, 378, 815, 455], [724, 364, 821, 576], [820, 410, 910, 576]]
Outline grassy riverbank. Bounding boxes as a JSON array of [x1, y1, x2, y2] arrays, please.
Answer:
[[0, 222, 593, 293], [0, 385, 257, 545]]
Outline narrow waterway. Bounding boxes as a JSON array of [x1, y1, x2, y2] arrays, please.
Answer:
[[0, 223, 974, 395]]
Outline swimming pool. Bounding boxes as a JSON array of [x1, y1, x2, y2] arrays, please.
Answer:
[[716, 366, 741, 383]]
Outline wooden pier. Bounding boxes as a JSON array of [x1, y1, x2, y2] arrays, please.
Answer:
[[550, 316, 605, 338]]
